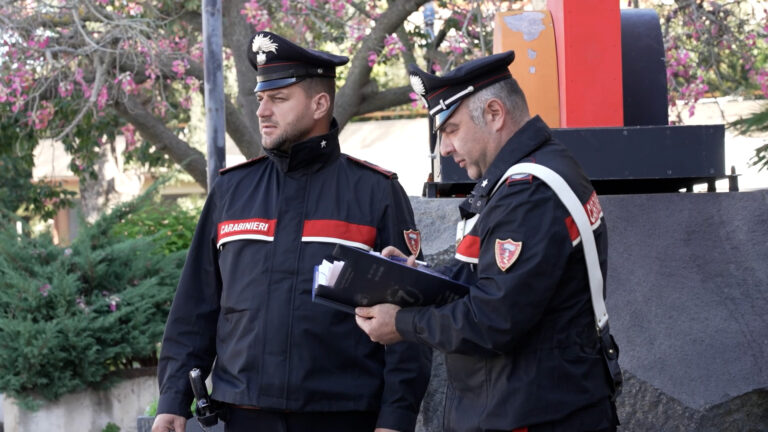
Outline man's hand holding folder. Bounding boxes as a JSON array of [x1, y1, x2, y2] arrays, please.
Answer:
[[379, 245, 422, 267], [312, 244, 469, 316], [356, 302, 403, 344]]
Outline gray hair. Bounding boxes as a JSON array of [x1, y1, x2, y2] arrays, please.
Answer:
[[466, 78, 529, 126]]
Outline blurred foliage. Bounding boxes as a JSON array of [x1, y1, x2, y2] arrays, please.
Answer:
[[0, 188, 197, 409], [0, 104, 75, 219], [111, 195, 202, 256], [658, 1, 768, 119]]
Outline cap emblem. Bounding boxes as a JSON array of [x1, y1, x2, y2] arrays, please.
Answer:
[[251, 34, 278, 66], [409, 74, 426, 95]]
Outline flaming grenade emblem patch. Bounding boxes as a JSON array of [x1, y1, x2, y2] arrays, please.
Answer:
[[409, 74, 428, 108], [495, 239, 522, 272], [403, 230, 422, 256], [251, 34, 278, 66]]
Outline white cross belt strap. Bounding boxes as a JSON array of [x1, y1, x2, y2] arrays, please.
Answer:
[[492, 163, 609, 330]]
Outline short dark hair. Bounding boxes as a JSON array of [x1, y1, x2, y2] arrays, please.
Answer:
[[299, 77, 336, 106]]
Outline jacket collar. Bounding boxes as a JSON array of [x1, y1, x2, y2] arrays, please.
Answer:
[[459, 116, 552, 217], [265, 118, 341, 173]]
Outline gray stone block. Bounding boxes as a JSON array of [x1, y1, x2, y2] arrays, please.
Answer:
[[409, 191, 768, 431]]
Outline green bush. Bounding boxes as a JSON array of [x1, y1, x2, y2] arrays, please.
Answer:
[[111, 196, 202, 256], [0, 191, 198, 409], [102, 423, 120, 432]]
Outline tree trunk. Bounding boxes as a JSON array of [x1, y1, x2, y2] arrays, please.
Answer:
[[79, 138, 145, 223]]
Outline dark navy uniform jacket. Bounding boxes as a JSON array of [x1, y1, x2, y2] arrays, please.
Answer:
[[157, 120, 431, 431], [396, 116, 614, 431]]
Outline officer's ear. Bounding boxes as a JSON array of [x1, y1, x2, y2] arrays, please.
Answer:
[[312, 92, 331, 121], [484, 98, 505, 132]]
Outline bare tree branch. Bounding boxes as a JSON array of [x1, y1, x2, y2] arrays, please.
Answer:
[[335, 0, 430, 128], [115, 95, 208, 190], [54, 55, 107, 141], [357, 85, 413, 115], [117, 53, 262, 160]]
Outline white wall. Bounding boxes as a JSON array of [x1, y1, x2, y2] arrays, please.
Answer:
[[3, 375, 157, 432]]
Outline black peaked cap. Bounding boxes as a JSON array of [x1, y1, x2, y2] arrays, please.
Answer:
[[247, 31, 349, 92], [408, 51, 516, 131]]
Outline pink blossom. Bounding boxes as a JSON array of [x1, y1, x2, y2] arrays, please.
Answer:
[[383, 34, 405, 59], [185, 76, 200, 93], [756, 68, 768, 97], [153, 100, 168, 118], [408, 91, 422, 108], [28, 36, 49, 50], [39, 283, 51, 296], [96, 86, 108, 111], [121, 123, 137, 151], [350, 25, 366, 43], [58, 81, 74, 98], [171, 59, 188, 78], [367, 51, 377, 67], [118, 74, 138, 95], [327, 0, 345, 17], [241, 1, 271, 32], [27, 101, 55, 130], [73, 68, 92, 98], [446, 34, 469, 56], [107, 295, 121, 312], [366, 0, 380, 19], [125, 2, 143, 16], [190, 42, 204, 62], [179, 95, 192, 109], [145, 64, 160, 83]]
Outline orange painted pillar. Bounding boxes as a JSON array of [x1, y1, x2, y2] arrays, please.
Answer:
[[547, 0, 624, 127], [494, 10, 561, 128]]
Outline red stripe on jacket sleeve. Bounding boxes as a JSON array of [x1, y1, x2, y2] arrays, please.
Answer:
[[456, 234, 480, 260]]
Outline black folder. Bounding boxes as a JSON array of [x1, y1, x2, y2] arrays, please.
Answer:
[[312, 244, 470, 314]]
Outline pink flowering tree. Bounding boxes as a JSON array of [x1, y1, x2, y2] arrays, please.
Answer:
[[5, 0, 762, 216], [0, 0, 500, 211], [656, 1, 768, 171], [658, 1, 768, 118]]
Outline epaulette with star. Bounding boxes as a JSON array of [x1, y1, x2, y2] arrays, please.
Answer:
[[219, 155, 268, 175], [344, 155, 397, 179]]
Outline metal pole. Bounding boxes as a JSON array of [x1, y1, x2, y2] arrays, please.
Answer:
[[202, 0, 226, 191]]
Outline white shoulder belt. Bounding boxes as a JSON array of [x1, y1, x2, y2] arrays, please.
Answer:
[[492, 163, 609, 330]]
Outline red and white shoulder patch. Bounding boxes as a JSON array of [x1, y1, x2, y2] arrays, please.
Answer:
[[564, 191, 604, 245], [495, 239, 522, 272]]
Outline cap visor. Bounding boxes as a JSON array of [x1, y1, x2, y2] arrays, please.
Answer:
[[255, 77, 300, 92], [434, 103, 460, 132]]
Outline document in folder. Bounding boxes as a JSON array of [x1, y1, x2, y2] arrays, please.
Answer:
[[312, 244, 470, 314]]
